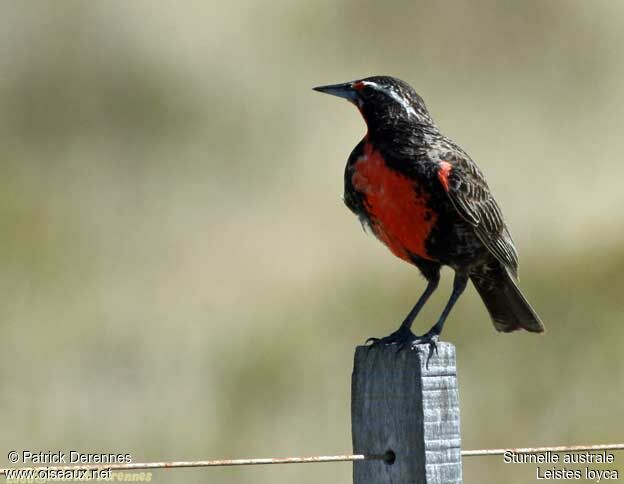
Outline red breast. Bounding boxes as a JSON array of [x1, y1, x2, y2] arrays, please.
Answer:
[[352, 141, 437, 262]]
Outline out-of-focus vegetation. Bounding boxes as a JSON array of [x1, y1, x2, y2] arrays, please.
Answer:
[[1, 1, 623, 483]]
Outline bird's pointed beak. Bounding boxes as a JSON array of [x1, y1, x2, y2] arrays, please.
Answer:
[[313, 82, 358, 102]]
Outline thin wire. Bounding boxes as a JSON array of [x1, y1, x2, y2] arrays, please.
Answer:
[[461, 443, 624, 457], [0, 454, 384, 475], [1, 444, 622, 475]]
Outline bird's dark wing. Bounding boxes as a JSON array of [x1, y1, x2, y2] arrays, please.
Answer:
[[434, 148, 519, 278]]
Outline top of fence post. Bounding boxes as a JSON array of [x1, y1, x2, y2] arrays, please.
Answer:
[[351, 343, 462, 484]]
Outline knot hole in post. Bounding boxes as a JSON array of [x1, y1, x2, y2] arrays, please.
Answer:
[[383, 449, 396, 465]]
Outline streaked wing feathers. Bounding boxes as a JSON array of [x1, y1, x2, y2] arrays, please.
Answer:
[[439, 150, 519, 278]]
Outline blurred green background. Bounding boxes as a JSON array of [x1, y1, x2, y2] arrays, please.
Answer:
[[1, 1, 622, 483]]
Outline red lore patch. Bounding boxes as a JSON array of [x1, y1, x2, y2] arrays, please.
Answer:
[[437, 161, 453, 192], [352, 142, 438, 262]]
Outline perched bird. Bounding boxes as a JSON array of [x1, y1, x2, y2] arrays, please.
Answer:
[[314, 76, 544, 355]]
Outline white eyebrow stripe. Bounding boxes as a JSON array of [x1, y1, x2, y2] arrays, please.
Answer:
[[360, 81, 418, 118]]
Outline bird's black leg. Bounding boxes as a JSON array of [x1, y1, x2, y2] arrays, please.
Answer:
[[411, 271, 469, 364], [366, 271, 440, 347]]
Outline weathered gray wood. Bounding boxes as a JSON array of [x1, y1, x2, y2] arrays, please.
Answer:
[[351, 343, 462, 484]]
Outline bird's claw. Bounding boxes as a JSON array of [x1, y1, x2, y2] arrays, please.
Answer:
[[365, 327, 416, 349], [423, 335, 439, 369], [365, 329, 440, 368]]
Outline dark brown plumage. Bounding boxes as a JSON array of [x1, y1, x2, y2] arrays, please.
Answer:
[[314, 76, 544, 354]]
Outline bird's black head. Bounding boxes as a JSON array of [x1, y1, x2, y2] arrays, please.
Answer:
[[313, 76, 435, 133]]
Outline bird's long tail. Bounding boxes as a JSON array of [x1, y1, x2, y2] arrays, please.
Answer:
[[470, 265, 544, 333]]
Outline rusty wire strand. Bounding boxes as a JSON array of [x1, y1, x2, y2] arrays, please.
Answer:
[[1, 444, 622, 475], [461, 443, 624, 456], [0, 454, 383, 475]]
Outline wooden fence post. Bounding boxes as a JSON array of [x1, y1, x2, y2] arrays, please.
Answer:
[[351, 343, 462, 484]]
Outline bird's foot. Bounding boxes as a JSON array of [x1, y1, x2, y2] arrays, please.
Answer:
[[412, 331, 439, 369], [366, 328, 440, 368], [365, 326, 416, 348]]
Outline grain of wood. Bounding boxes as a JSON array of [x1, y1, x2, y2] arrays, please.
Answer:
[[351, 343, 462, 484]]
